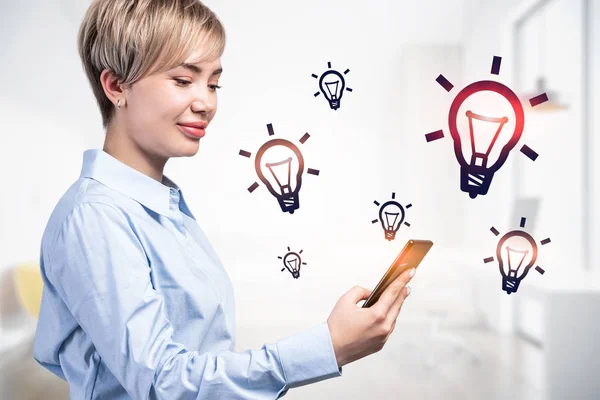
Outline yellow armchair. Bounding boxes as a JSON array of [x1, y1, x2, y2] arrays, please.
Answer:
[[12, 262, 44, 318]]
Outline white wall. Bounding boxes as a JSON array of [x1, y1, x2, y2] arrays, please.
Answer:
[[590, 0, 600, 281], [0, 2, 97, 273]]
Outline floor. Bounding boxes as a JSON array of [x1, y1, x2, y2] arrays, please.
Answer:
[[0, 322, 544, 400]]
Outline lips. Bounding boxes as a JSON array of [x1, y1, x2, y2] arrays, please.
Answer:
[[178, 121, 208, 129], [177, 123, 206, 139]]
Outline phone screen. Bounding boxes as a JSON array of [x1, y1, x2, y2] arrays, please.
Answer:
[[362, 239, 433, 308]]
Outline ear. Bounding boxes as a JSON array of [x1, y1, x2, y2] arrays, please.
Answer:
[[100, 69, 127, 108]]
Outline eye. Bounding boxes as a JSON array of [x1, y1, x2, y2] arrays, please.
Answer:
[[209, 84, 222, 92], [174, 78, 191, 86]]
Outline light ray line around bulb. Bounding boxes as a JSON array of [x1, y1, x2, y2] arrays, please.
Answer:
[[520, 145, 539, 161], [299, 133, 310, 144], [530, 93, 549, 107], [436, 74, 454, 92], [535, 266, 545, 274], [520, 217, 527, 228], [491, 56, 501, 75], [425, 130, 445, 142], [248, 182, 259, 193]]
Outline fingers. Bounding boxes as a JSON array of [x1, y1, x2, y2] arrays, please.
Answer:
[[373, 268, 415, 313], [386, 285, 411, 326], [384, 318, 397, 342], [345, 285, 372, 304]]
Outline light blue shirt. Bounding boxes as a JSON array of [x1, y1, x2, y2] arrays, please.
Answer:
[[33, 149, 342, 399]]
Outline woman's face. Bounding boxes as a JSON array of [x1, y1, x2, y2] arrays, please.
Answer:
[[122, 51, 222, 160]]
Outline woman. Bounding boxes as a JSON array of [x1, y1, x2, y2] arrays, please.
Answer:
[[33, 0, 415, 398]]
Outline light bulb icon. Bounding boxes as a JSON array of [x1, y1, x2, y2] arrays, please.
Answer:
[[484, 217, 551, 294], [372, 192, 412, 241], [278, 247, 306, 279], [450, 81, 523, 198], [425, 56, 548, 198], [239, 123, 320, 214], [312, 61, 353, 110], [255, 139, 303, 213], [497, 231, 537, 293]]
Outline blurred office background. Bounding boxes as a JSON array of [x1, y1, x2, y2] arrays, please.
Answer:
[[1, 0, 598, 398]]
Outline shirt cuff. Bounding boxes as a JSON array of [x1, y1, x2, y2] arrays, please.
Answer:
[[276, 321, 343, 389]]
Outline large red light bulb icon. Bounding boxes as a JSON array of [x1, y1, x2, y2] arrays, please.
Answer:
[[425, 56, 547, 199], [448, 80, 524, 198]]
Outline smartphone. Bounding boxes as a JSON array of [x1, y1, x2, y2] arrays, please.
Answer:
[[362, 239, 433, 308]]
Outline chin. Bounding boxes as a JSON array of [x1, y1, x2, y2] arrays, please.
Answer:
[[178, 140, 201, 157], [168, 127, 203, 157]]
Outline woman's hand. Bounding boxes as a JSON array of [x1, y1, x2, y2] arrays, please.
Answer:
[[326, 268, 415, 368]]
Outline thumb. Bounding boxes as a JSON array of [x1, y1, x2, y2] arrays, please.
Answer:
[[345, 286, 372, 304]]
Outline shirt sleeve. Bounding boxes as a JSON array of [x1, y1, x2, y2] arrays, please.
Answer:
[[45, 202, 342, 400]]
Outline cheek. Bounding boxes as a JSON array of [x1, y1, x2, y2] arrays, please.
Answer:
[[210, 93, 219, 118], [137, 91, 186, 123]]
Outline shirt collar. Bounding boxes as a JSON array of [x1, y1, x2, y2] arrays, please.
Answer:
[[79, 149, 195, 220]]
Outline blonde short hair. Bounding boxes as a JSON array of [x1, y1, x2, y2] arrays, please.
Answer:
[[77, 0, 225, 129]]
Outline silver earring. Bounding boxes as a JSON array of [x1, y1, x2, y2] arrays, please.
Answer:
[[117, 99, 121, 109]]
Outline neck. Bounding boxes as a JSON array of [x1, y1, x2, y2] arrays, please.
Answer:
[[103, 125, 167, 184]]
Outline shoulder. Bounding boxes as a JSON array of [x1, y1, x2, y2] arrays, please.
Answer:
[[41, 177, 144, 260]]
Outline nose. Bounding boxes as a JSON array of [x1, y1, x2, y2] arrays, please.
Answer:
[[190, 87, 216, 115]]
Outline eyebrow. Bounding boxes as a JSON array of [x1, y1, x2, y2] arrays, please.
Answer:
[[180, 63, 223, 76]]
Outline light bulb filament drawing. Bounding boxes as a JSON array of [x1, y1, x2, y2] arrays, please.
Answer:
[[505, 247, 529, 277], [466, 111, 509, 168], [265, 157, 293, 195], [324, 80, 340, 100]]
